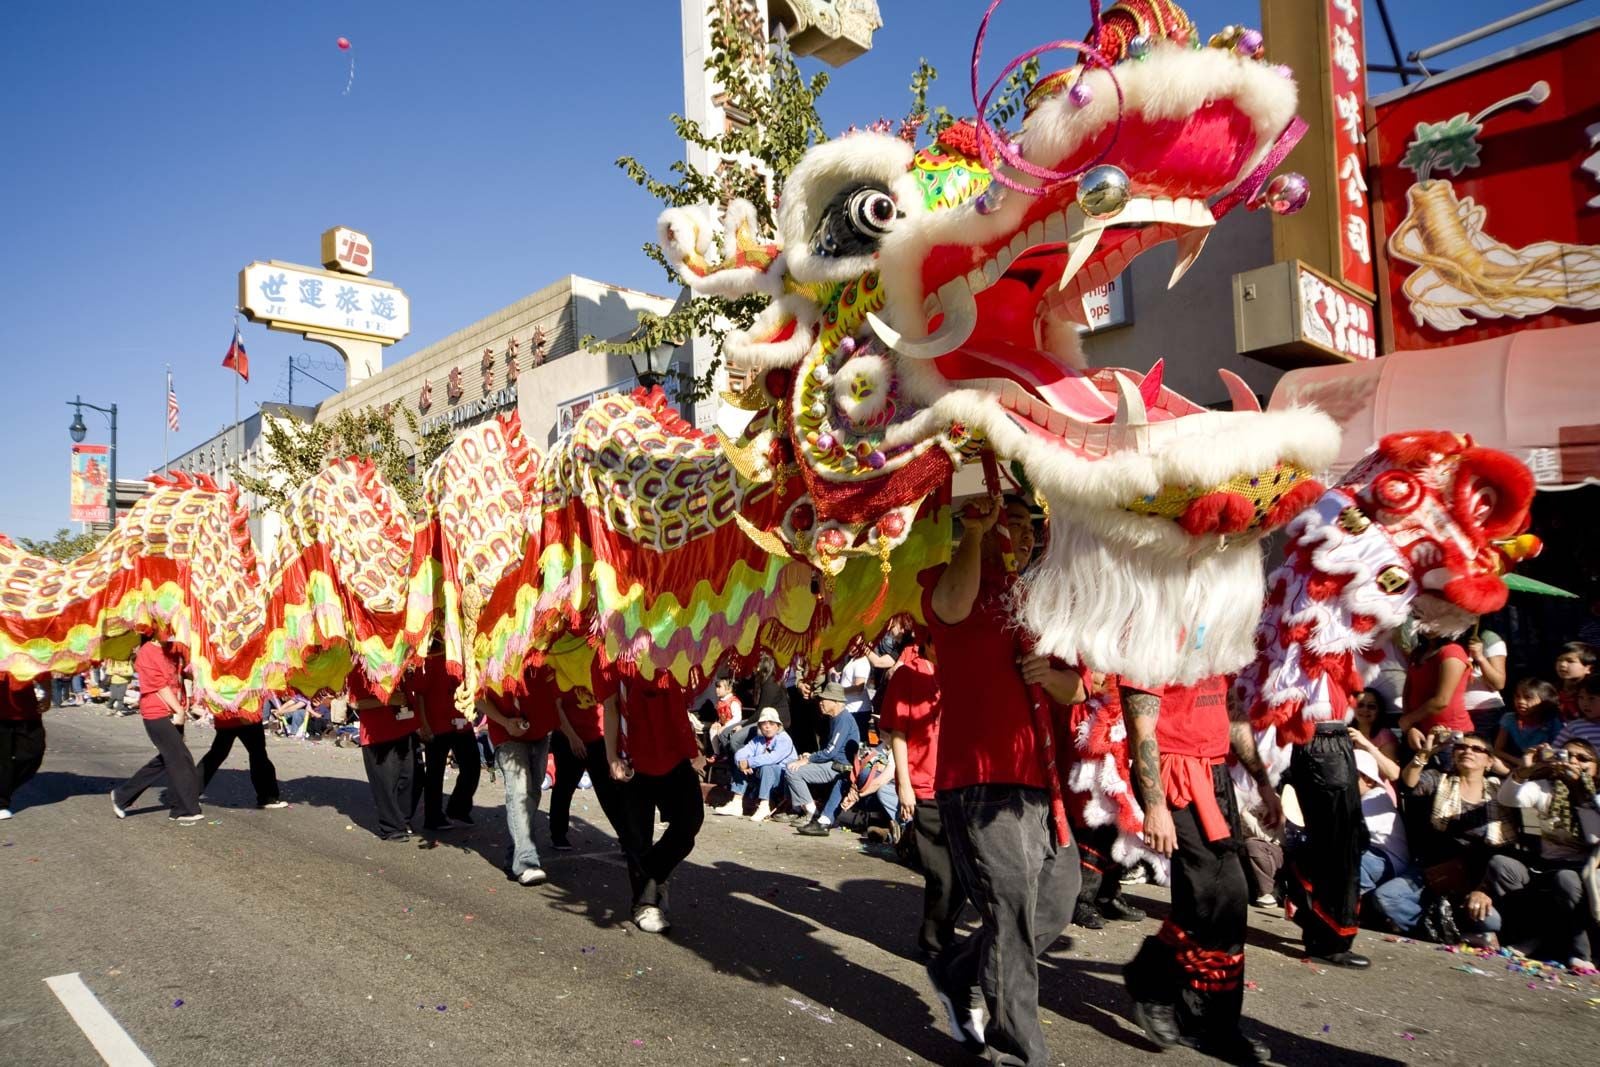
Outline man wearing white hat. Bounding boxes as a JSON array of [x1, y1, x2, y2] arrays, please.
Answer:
[[714, 707, 795, 823]]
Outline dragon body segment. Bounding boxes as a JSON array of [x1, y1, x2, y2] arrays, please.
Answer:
[[0, 3, 1542, 727]]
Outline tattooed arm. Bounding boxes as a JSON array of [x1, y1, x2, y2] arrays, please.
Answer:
[[1228, 686, 1283, 829], [1123, 687, 1176, 856]]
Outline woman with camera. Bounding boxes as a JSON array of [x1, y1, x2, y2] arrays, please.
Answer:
[[1400, 728, 1517, 945]]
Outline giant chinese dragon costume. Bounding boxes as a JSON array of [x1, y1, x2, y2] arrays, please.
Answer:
[[0, 2, 1539, 762]]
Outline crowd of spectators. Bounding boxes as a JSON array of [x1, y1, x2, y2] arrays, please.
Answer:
[[1241, 632, 1600, 974]]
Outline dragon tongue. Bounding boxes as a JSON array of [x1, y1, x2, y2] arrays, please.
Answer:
[[938, 341, 1117, 422]]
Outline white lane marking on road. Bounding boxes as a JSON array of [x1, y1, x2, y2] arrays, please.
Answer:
[[43, 973, 156, 1067]]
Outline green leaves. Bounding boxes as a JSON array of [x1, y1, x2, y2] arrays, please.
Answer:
[[17, 528, 103, 562], [232, 405, 447, 515], [1400, 113, 1483, 181]]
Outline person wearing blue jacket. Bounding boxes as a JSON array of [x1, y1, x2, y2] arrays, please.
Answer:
[[713, 707, 796, 823], [783, 682, 860, 836]]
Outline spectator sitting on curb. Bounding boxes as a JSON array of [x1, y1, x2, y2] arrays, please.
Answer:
[[1485, 739, 1600, 971], [783, 682, 859, 836], [839, 735, 906, 844], [1355, 748, 1427, 938], [1553, 673, 1600, 751], [1493, 679, 1563, 773], [713, 707, 795, 823], [710, 675, 742, 734]]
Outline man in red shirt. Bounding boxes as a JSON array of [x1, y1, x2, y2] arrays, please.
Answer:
[[546, 682, 611, 852], [879, 634, 966, 959], [1123, 676, 1280, 1063], [113, 635, 205, 822], [0, 674, 50, 819], [197, 694, 286, 809], [406, 649, 481, 832], [923, 495, 1085, 1065], [482, 667, 562, 885], [352, 668, 422, 841], [604, 673, 705, 934]]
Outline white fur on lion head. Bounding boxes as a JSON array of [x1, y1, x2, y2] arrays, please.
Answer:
[[777, 132, 920, 285]]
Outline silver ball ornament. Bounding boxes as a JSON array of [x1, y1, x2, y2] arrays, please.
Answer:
[[1263, 172, 1310, 215], [1127, 34, 1152, 60], [1076, 165, 1131, 219]]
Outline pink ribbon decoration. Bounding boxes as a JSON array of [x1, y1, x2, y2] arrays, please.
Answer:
[[970, 0, 1125, 196]]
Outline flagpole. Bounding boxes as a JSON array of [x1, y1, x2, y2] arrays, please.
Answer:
[[232, 310, 242, 427], [164, 365, 170, 475]]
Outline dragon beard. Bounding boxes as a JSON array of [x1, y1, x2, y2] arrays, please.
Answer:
[[1016, 499, 1266, 690]]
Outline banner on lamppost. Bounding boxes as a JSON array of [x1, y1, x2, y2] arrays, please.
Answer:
[[70, 444, 110, 523]]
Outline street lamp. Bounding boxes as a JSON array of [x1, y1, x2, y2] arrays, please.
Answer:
[[628, 337, 677, 392], [67, 395, 118, 527], [624, 287, 690, 392]]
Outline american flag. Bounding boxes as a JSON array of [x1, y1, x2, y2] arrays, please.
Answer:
[[166, 375, 180, 432]]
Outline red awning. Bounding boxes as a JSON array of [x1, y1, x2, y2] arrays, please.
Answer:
[[1270, 322, 1600, 489]]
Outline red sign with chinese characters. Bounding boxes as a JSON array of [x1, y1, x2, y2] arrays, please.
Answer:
[[1327, 0, 1374, 297], [1371, 24, 1600, 350]]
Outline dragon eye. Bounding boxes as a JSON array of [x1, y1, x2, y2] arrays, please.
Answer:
[[847, 189, 897, 236], [811, 183, 900, 259]]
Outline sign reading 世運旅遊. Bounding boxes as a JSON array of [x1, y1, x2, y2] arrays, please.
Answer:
[[239, 261, 410, 345]]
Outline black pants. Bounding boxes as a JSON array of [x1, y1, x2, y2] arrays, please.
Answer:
[[0, 719, 46, 809], [1484, 854, 1592, 962], [547, 732, 589, 844], [935, 784, 1080, 1067], [1126, 764, 1249, 1044], [362, 735, 422, 839], [1077, 823, 1128, 909], [115, 718, 202, 817], [198, 722, 280, 806], [912, 797, 968, 957], [1285, 724, 1364, 954], [423, 729, 480, 825], [615, 758, 705, 912]]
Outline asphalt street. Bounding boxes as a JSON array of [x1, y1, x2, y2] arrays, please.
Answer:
[[3, 708, 1595, 1066]]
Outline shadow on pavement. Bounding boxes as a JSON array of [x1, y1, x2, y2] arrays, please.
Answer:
[[11, 770, 122, 812], [542, 854, 968, 1065]]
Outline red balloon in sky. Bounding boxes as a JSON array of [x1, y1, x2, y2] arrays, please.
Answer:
[[336, 37, 351, 51]]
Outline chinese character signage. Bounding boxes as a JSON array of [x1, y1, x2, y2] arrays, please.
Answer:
[[1327, 0, 1374, 296], [320, 226, 374, 276], [239, 261, 409, 345], [70, 443, 109, 523], [1298, 263, 1376, 360], [1371, 23, 1600, 350]]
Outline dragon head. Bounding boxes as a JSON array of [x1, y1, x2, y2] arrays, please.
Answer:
[[662, 2, 1341, 685], [1240, 430, 1537, 752]]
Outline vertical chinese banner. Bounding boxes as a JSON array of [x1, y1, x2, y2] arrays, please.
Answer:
[[1327, 0, 1375, 297], [70, 444, 110, 523]]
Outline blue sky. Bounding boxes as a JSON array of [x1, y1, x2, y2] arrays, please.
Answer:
[[1, 0, 1591, 539]]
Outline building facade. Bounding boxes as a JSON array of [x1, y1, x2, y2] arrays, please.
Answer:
[[313, 274, 680, 452]]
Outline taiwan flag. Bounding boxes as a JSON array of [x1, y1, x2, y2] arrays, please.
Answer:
[[222, 325, 249, 382]]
